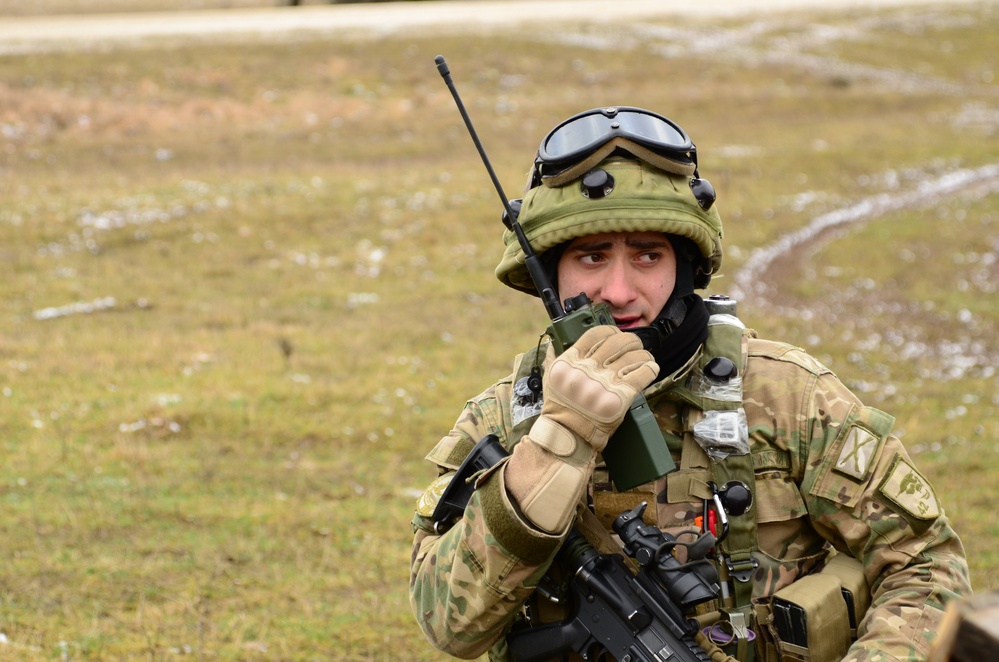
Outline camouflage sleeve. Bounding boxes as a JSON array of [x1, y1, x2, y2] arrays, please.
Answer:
[[409, 383, 563, 659], [798, 370, 972, 662]]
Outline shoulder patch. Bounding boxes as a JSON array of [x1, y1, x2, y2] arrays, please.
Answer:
[[833, 425, 881, 481], [878, 454, 940, 521], [415, 473, 453, 518]]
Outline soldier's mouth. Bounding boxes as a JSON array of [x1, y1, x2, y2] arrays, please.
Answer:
[[614, 317, 641, 329]]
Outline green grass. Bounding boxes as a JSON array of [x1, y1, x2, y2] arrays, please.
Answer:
[[1, 3, 998, 659]]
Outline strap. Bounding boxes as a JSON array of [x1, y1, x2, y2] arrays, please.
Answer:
[[711, 330, 759, 619], [714, 450, 760, 611], [694, 629, 741, 662], [671, 317, 760, 619]]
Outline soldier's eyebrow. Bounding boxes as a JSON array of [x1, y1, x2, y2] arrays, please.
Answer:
[[568, 237, 670, 253], [567, 239, 613, 253], [625, 236, 671, 250]]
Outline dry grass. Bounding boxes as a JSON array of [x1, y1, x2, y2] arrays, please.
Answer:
[[0, 3, 997, 660]]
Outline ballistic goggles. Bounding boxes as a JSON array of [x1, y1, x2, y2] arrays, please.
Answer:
[[532, 107, 700, 188]]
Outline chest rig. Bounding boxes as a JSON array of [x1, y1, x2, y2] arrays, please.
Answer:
[[509, 295, 759, 624], [654, 294, 759, 633]]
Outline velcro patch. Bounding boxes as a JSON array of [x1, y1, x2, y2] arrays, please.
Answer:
[[833, 425, 881, 481], [416, 473, 454, 517], [878, 455, 940, 521]]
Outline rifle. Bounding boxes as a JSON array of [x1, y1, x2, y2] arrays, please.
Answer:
[[433, 54, 675, 493], [432, 435, 719, 662]]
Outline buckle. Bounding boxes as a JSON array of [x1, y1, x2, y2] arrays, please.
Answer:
[[725, 556, 760, 583]]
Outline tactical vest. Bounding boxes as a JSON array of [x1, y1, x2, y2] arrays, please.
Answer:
[[504, 296, 868, 662]]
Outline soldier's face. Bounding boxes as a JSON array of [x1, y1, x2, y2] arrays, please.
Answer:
[[557, 231, 676, 329]]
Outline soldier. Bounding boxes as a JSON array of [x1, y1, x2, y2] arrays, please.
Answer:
[[410, 107, 971, 662]]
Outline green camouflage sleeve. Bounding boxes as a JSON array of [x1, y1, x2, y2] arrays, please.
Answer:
[[795, 368, 972, 661], [409, 381, 563, 659]]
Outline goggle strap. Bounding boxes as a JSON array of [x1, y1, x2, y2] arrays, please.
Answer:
[[539, 137, 697, 188]]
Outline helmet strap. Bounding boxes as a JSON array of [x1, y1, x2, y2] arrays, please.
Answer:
[[668, 235, 698, 301], [537, 137, 697, 188], [631, 235, 705, 377], [632, 294, 709, 380]]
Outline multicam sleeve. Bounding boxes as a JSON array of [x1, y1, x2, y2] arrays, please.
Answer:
[[799, 371, 972, 662], [409, 386, 563, 659]]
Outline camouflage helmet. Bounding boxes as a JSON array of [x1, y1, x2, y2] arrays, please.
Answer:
[[495, 155, 724, 296]]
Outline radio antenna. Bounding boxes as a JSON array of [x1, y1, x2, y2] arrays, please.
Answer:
[[435, 55, 564, 320]]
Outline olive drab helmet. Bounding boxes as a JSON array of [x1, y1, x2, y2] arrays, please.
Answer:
[[495, 107, 723, 296]]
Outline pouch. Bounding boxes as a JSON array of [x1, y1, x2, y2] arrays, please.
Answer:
[[770, 573, 851, 662], [818, 553, 870, 639]]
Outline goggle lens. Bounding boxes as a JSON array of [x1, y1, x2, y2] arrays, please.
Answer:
[[539, 107, 692, 166]]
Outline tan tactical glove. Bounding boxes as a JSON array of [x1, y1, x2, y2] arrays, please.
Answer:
[[505, 325, 659, 534]]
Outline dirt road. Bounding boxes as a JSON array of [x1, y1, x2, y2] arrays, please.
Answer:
[[0, 0, 984, 55]]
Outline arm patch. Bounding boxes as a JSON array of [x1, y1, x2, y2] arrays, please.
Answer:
[[878, 454, 940, 521], [810, 405, 892, 508], [415, 473, 454, 518], [833, 426, 881, 481]]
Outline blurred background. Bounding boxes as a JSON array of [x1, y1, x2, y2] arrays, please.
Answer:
[[0, 0, 996, 659], [0, 1, 410, 14]]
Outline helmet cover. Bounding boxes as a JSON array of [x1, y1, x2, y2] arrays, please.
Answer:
[[495, 158, 723, 296]]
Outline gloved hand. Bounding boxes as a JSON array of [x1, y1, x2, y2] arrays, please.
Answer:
[[505, 325, 659, 533]]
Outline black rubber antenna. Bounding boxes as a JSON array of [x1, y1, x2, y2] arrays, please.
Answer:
[[435, 55, 564, 321]]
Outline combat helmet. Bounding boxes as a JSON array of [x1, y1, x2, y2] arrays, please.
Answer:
[[495, 107, 723, 297]]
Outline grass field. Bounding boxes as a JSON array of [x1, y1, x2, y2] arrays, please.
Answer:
[[1, 2, 997, 660]]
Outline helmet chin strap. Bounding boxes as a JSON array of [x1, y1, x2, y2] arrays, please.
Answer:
[[630, 294, 709, 379], [629, 295, 688, 351], [629, 236, 707, 376]]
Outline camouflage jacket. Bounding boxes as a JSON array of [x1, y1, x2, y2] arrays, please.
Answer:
[[410, 332, 971, 661]]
